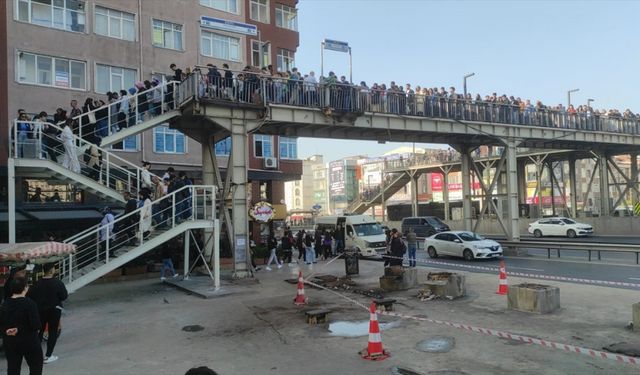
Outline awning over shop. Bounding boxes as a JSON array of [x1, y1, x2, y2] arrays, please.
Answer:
[[0, 242, 76, 263]]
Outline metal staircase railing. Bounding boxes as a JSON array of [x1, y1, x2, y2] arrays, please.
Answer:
[[57, 185, 216, 290], [349, 173, 409, 214], [10, 120, 159, 198], [62, 81, 180, 143]]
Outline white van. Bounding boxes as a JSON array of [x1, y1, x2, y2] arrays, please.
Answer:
[[315, 215, 387, 257]]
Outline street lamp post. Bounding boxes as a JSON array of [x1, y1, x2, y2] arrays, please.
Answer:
[[463, 73, 475, 97], [587, 98, 595, 108], [567, 88, 579, 108]]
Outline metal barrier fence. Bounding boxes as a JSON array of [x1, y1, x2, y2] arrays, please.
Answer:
[[498, 240, 640, 264]]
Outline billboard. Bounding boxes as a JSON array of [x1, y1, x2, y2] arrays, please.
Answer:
[[329, 161, 345, 197]]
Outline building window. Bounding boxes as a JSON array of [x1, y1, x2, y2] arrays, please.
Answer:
[[254, 135, 272, 158], [111, 135, 139, 151], [251, 40, 270, 68], [154, 125, 186, 154], [16, 0, 86, 32], [17, 51, 86, 90], [275, 4, 297, 31], [152, 19, 183, 50], [215, 137, 231, 156], [95, 64, 136, 94], [200, 0, 237, 14], [279, 137, 297, 159], [250, 0, 269, 23], [94, 5, 135, 41], [276, 49, 294, 72], [201, 30, 240, 61]]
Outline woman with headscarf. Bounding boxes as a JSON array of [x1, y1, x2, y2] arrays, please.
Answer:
[[139, 188, 152, 240], [60, 119, 80, 174]]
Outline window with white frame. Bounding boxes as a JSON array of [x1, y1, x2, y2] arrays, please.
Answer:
[[201, 30, 240, 61], [94, 5, 135, 41], [251, 40, 270, 68], [279, 137, 297, 159], [18, 51, 86, 90], [254, 134, 272, 158], [200, 0, 237, 14], [111, 135, 139, 151], [275, 4, 297, 31], [95, 64, 136, 94], [276, 48, 294, 72], [154, 125, 186, 154], [152, 19, 183, 50], [250, 0, 269, 23], [16, 0, 86, 32], [215, 137, 232, 156]]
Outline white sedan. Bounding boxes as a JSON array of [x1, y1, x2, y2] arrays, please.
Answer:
[[528, 217, 593, 238], [424, 231, 503, 261]]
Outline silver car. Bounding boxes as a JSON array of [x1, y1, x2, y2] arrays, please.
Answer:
[[425, 231, 503, 261]]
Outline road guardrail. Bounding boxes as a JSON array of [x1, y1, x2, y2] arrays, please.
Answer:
[[498, 240, 640, 264]]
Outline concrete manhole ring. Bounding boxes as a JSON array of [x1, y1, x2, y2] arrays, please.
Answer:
[[416, 336, 456, 353], [428, 371, 469, 375], [182, 325, 205, 332]]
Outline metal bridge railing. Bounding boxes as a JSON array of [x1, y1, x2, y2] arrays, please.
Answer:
[[9, 120, 160, 197], [57, 185, 216, 284]]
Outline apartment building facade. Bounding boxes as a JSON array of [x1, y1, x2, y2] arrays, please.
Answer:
[[0, 0, 301, 241]]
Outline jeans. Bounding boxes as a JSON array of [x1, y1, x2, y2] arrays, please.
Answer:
[[266, 248, 281, 268], [161, 258, 176, 277], [408, 244, 417, 267], [17, 131, 27, 157], [305, 246, 316, 264]]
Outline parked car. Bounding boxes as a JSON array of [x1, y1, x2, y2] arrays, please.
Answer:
[[528, 217, 593, 238], [401, 216, 450, 238], [424, 231, 502, 261]]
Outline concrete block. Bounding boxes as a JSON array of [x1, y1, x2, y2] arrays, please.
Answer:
[[633, 302, 640, 332], [508, 283, 560, 314], [402, 267, 418, 289], [379, 275, 403, 291], [380, 267, 417, 291], [421, 272, 465, 298], [385, 266, 405, 277]]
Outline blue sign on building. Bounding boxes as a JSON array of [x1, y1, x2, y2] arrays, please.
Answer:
[[200, 16, 257, 36]]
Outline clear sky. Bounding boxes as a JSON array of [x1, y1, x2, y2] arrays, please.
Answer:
[[294, 0, 640, 162]]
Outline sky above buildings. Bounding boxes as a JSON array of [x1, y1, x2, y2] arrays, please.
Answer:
[[294, 0, 640, 162]]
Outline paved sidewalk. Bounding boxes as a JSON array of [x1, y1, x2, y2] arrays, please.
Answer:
[[2, 259, 640, 375]]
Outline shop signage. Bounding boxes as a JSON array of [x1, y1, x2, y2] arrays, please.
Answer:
[[249, 201, 275, 222], [200, 16, 257, 36], [323, 39, 349, 53]]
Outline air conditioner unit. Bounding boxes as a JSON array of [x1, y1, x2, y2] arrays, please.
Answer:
[[264, 157, 278, 169]]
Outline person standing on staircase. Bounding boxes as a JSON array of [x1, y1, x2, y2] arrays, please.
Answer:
[[27, 263, 68, 364], [139, 189, 152, 240], [99, 207, 115, 260], [141, 162, 152, 190], [123, 192, 139, 246]]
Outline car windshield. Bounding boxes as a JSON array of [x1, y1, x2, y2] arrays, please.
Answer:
[[426, 217, 444, 226], [561, 219, 576, 224], [458, 232, 485, 241], [353, 223, 384, 236]]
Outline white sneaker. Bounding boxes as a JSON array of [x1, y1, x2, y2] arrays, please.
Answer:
[[265, 267, 272, 271], [160, 277, 166, 281], [44, 355, 58, 364], [277, 264, 283, 269], [173, 273, 179, 278]]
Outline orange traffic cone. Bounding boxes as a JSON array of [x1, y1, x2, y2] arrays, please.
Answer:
[[293, 271, 308, 305], [496, 260, 508, 295], [359, 302, 390, 361]]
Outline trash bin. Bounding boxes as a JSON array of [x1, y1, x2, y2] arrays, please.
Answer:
[[344, 250, 359, 275]]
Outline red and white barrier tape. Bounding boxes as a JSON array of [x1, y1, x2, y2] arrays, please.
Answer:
[[302, 278, 640, 367], [381, 255, 640, 289]]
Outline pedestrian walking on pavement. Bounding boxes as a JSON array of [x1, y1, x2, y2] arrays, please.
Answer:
[[281, 231, 293, 265], [304, 231, 316, 265], [296, 230, 305, 263], [27, 263, 68, 364], [265, 235, 282, 270], [1, 276, 44, 375], [406, 228, 418, 267], [160, 243, 179, 281]]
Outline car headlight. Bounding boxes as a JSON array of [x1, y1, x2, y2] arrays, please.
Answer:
[[363, 241, 370, 247]]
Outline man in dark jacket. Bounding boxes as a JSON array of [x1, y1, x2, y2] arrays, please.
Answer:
[[123, 191, 138, 245], [27, 263, 68, 364], [388, 229, 405, 267], [281, 231, 292, 264]]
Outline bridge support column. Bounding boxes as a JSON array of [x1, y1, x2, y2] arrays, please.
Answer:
[[517, 159, 527, 205], [631, 153, 639, 204], [202, 133, 216, 259], [505, 140, 520, 241], [410, 172, 419, 217], [440, 166, 452, 221], [569, 158, 577, 218], [598, 152, 610, 216], [461, 150, 473, 231], [231, 119, 251, 278]]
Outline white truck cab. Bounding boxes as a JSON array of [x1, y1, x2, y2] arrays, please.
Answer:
[[315, 215, 387, 257]]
